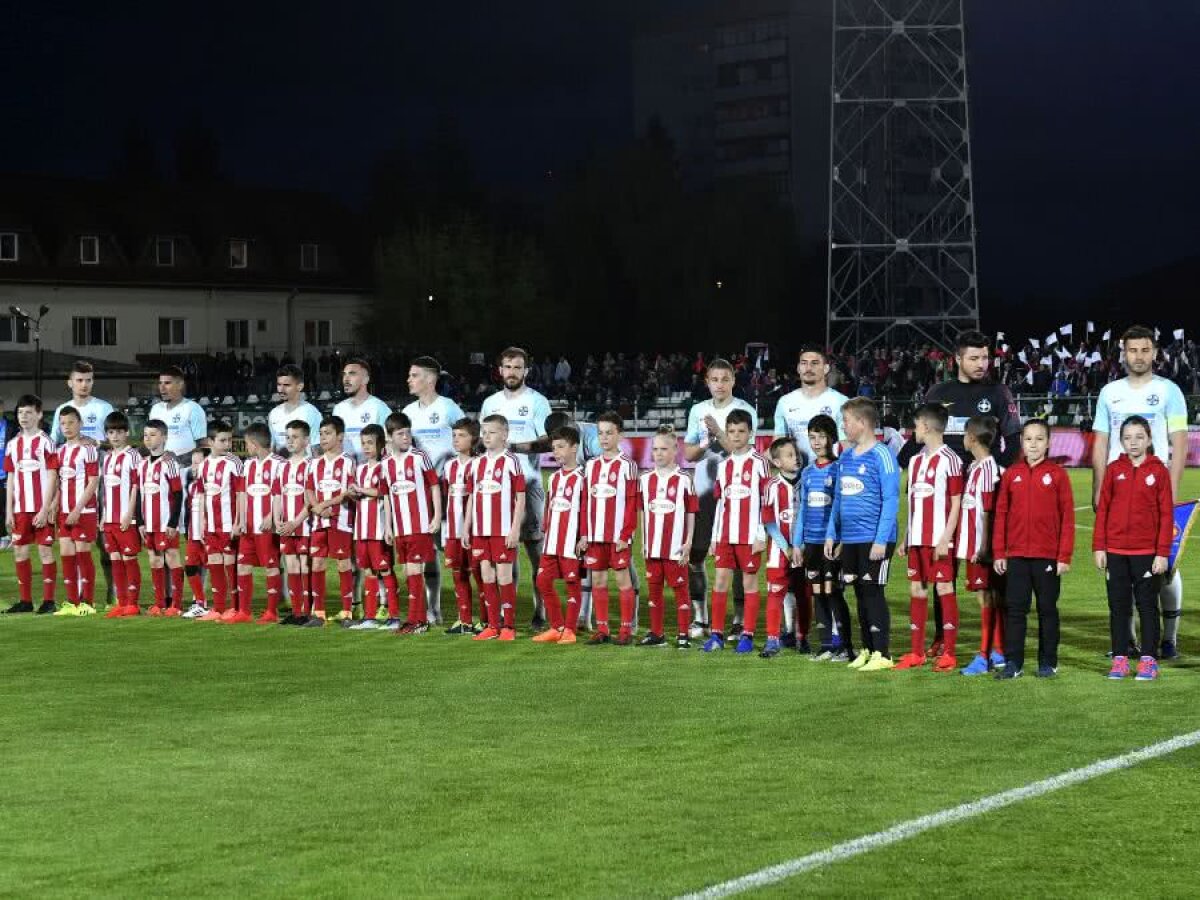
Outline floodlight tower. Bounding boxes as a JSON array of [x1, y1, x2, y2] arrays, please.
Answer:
[[825, 0, 980, 352]]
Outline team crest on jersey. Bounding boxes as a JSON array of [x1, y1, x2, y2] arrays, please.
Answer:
[[361, 412, 370, 423], [86, 413, 97, 424], [925, 468, 937, 481], [518, 405, 529, 417], [608, 471, 618, 483], [741, 471, 751, 482], [429, 413, 440, 424], [1042, 473, 1052, 485], [172, 414, 181, 423], [977, 399, 992, 413], [858, 465, 866, 474], [667, 486, 676, 498], [1146, 473, 1156, 486], [821, 406, 832, 415], [1147, 394, 1160, 406]]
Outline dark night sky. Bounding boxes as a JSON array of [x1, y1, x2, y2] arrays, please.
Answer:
[[4, 1, 1199, 307]]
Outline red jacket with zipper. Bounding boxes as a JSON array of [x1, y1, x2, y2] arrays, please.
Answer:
[[1092, 453, 1173, 557], [993, 458, 1075, 563]]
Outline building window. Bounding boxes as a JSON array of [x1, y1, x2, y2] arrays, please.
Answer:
[[0, 233, 17, 262], [226, 319, 250, 349], [304, 319, 333, 347], [80, 235, 100, 265], [158, 317, 187, 347], [72, 316, 118, 347], [256, 319, 267, 333], [229, 238, 248, 269], [0, 315, 30, 343], [155, 237, 175, 267], [301, 242, 319, 271]]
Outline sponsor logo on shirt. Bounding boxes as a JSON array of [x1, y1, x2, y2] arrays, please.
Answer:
[[318, 479, 342, 493], [650, 499, 675, 514], [143, 483, 160, 495], [962, 495, 977, 509], [390, 481, 416, 495], [284, 483, 306, 496], [60, 466, 77, 478], [247, 484, 271, 497], [912, 483, 935, 499], [977, 399, 992, 413], [725, 485, 752, 500], [841, 477, 865, 496], [592, 484, 618, 499], [478, 480, 502, 495], [205, 482, 223, 496], [551, 498, 573, 513], [18, 459, 41, 473], [808, 491, 830, 507]]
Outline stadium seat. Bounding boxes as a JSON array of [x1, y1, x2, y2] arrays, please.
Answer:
[[246, 395, 259, 404], [318, 390, 331, 401], [126, 396, 140, 408], [199, 397, 211, 407], [222, 396, 236, 406]]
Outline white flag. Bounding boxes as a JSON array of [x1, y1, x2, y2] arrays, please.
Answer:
[[1046, 332, 1058, 346], [1060, 323, 1073, 337], [1102, 329, 1111, 341], [1025, 369, 1034, 385], [1056, 347, 1070, 360], [1040, 355, 1052, 367], [1174, 328, 1184, 341], [1088, 351, 1102, 366], [1031, 338, 1041, 349], [1155, 328, 1161, 340], [996, 331, 1006, 341], [1018, 350, 1028, 363], [1087, 321, 1095, 333]]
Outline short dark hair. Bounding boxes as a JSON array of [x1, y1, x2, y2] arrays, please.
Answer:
[[956, 331, 990, 353], [1122, 325, 1156, 346], [385, 412, 412, 434], [726, 408, 753, 430], [597, 410, 623, 431], [1021, 418, 1051, 439], [58, 406, 82, 422], [320, 415, 345, 436], [498, 346, 529, 366], [410, 355, 441, 376], [143, 417, 167, 433], [159, 365, 185, 380], [706, 357, 735, 376], [343, 357, 371, 376], [654, 424, 677, 439], [105, 411, 130, 432], [914, 402, 949, 433], [797, 346, 828, 362], [70, 360, 95, 375], [276, 363, 304, 382], [207, 418, 233, 438], [965, 415, 997, 449], [16, 394, 42, 413], [482, 414, 509, 429], [769, 436, 798, 460], [451, 417, 480, 439], [191, 446, 211, 460], [243, 422, 272, 448], [544, 411, 571, 434], [361, 423, 387, 456], [286, 419, 311, 436], [551, 426, 580, 446]]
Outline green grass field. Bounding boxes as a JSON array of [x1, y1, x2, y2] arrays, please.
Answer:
[[3, 469, 1200, 897]]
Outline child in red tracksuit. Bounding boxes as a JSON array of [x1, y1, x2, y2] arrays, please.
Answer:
[[992, 419, 1074, 679], [1093, 415, 1173, 681]]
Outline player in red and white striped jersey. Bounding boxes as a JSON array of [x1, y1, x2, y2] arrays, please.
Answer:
[[531, 427, 588, 643], [382, 412, 442, 633], [896, 404, 964, 671], [463, 415, 526, 639], [101, 412, 143, 615], [180, 448, 210, 616], [581, 412, 639, 644], [347, 425, 399, 628], [4, 395, 59, 614], [54, 406, 100, 614], [639, 426, 697, 646], [761, 438, 803, 656], [139, 420, 184, 615], [441, 418, 484, 632], [706, 409, 770, 650], [196, 420, 244, 621], [306, 416, 357, 624], [955, 417, 1006, 673], [274, 420, 314, 623], [236, 424, 283, 623]]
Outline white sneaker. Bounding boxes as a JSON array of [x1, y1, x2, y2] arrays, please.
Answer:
[[181, 602, 208, 619], [349, 619, 380, 631]]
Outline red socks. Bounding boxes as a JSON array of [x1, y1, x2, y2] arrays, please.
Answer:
[[500, 581, 516, 629], [238, 573, 254, 615], [312, 569, 328, 615], [287, 572, 304, 614], [483, 581, 501, 629], [536, 569, 564, 630], [593, 586, 610, 634], [383, 571, 399, 618], [152, 567, 167, 607], [209, 563, 227, 612], [992, 607, 1004, 654], [188, 568, 205, 605], [648, 581, 665, 635], [265, 571, 281, 614], [15, 558, 32, 602], [618, 588, 635, 636], [225, 563, 237, 610], [406, 574, 426, 624], [675, 583, 691, 636], [77, 552, 96, 603], [742, 591, 760, 637], [339, 570, 354, 613], [41, 560, 57, 603], [711, 590, 729, 634], [364, 574, 379, 619], [766, 588, 783, 640], [941, 592, 959, 655], [910, 595, 929, 656], [169, 566, 184, 608], [62, 554, 79, 604], [452, 568, 473, 624], [565, 583, 582, 632]]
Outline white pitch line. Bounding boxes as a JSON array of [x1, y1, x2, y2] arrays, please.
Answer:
[[1075, 504, 1093, 511], [678, 729, 1200, 900]]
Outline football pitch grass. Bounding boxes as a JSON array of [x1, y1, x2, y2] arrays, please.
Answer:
[[3, 469, 1200, 897]]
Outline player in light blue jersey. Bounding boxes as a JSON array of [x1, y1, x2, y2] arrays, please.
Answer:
[[683, 358, 757, 636], [825, 398, 900, 672], [268, 364, 322, 452], [479, 347, 553, 629], [773, 347, 848, 465], [50, 361, 115, 445], [403, 356, 466, 624], [1091, 325, 1190, 658], [792, 413, 851, 660], [331, 357, 392, 463], [149, 366, 209, 457]]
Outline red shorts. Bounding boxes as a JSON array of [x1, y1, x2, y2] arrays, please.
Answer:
[[56, 512, 98, 544], [185, 539, 206, 567], [766, 567, 795, 588], [238, 532, 280, 568], [10, 512, 55, 547], [393, 534, 435, 565], [583, 542, 632, 571], [143, 531, 178, 554], [645, 558, 689, 589], [204, 531, 235, 556], [444, 537, 472, 571], [714, 542, 762, 574], [963, 560, 992, 591], [356, 539, 394, 572], [538, 554, 581, 583], [103, 524, 142, 557], [470, 535, 516, 566], [310, 528, 353, 560], [279, 535, 311, 557], [906, 547, 957, 584]]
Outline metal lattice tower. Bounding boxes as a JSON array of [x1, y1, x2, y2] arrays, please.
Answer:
[[825, 0, 980, 353]]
